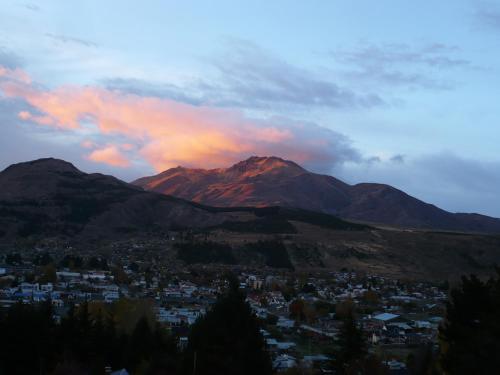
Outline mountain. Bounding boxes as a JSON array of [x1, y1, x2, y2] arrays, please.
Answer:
[[1, 158, 499, 280], [133, 156, 500, 234], [0, 158, 367, 241], [0, 158, 234, 240]]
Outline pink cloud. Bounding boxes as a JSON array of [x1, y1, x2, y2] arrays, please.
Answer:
[[81, 140, 96, 149], [87, 145, 130, 168], [0, 66, 31, 84], [0, 65, 358, 172]]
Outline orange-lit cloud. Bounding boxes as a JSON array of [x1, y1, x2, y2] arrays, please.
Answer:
[[87, 145, 130, 168], [0, 65, 358, 172]]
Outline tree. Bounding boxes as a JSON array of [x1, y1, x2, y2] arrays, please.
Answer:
[[439, 272, 500, 374], [87, 256, 108, 270], [39, 263, 57, 283], [335, 299, 355, 320], [289, 299, 306, 321], [112, 266, 130, 285], [6, 252, 22, 265], [362, 290, 379, 305], [0, 299, 178, 374], [407, 343, 438, 375], [333, 309, 367, 374], [34, 252, 53, 266], [182, 274, 272, 375]]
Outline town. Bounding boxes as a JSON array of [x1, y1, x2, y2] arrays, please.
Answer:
[[0, 240, 449, 374]]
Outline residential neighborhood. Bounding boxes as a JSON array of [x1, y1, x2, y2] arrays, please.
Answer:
[[0, 242, 449, 374]]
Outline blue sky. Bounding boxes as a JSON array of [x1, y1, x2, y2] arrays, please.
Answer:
[[1, 0, 500, 216]]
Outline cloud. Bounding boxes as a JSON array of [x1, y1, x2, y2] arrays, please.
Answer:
[[0, 64, 360, 173], [103, 77, 203, 106], [332, 43, 470, 90], [104, 40, 383, 111], [87, 145, 130, 167], [337, 152, 500, 217], [104, 40, 466, 113], [336, 43, 467, 68], [45, 33, 98, 48], [475, 3, 500, 30], [198, 40, 383, 110], [0, 48, 24, 70], [22, 3, 41, 12], [390, 154, 405, 163]]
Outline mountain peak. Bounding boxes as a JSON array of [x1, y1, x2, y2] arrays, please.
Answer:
[[2, 157, 81, 175], [228, 156, 305, 175]]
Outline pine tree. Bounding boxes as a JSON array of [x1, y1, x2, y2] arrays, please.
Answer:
[[333, 309, 367, 374], [182, 274, 272, 375], [439, 272, 500, 374]]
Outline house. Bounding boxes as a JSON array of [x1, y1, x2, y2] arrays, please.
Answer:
[[303, 354, 331, 368], [20, 282, 39, 294], [103, 291, 120, 303], [299, 324, 336, 338], [385, 359, 408, 374], [40, 283, 53, 292], [157, 307, 205, 326], [276, 342, 296, 351], [266, 338, 296, 352], [56, 271, 81, 279], [413, 320, 432, 329], [276, 317, 295, 329], [273, 354, 297, 372], [373, 313, 400, 322]]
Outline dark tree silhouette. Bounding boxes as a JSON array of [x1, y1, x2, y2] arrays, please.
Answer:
[[0, 300, 179, 374], [182, 274, 272, 375], [439, 272, 500, 374], [332, 309, 367, 374]]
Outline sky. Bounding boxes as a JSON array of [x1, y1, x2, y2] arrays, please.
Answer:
[[1, 1, 500, 216]]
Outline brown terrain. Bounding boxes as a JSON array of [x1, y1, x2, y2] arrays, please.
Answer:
[[133, 156, 500, 234]]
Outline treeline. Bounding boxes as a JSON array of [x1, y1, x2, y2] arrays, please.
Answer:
[[0, 277, 273, 375], [3, 252, 109, 270], [175, 240, 294, 269], [0, 301, 178, 375]]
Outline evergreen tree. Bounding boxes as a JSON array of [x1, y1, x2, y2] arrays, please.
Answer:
[[182, 274, 272, 375], [128, 316, 154, 370], [439, 272, 500, 374], [333, 309, 367, 374]]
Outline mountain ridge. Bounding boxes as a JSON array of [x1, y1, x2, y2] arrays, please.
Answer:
[[133, 156, 500, 234], [0, 157, 367, 241]]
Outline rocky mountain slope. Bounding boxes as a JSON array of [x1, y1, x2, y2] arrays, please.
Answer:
[[133, 156, 500, 233]]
